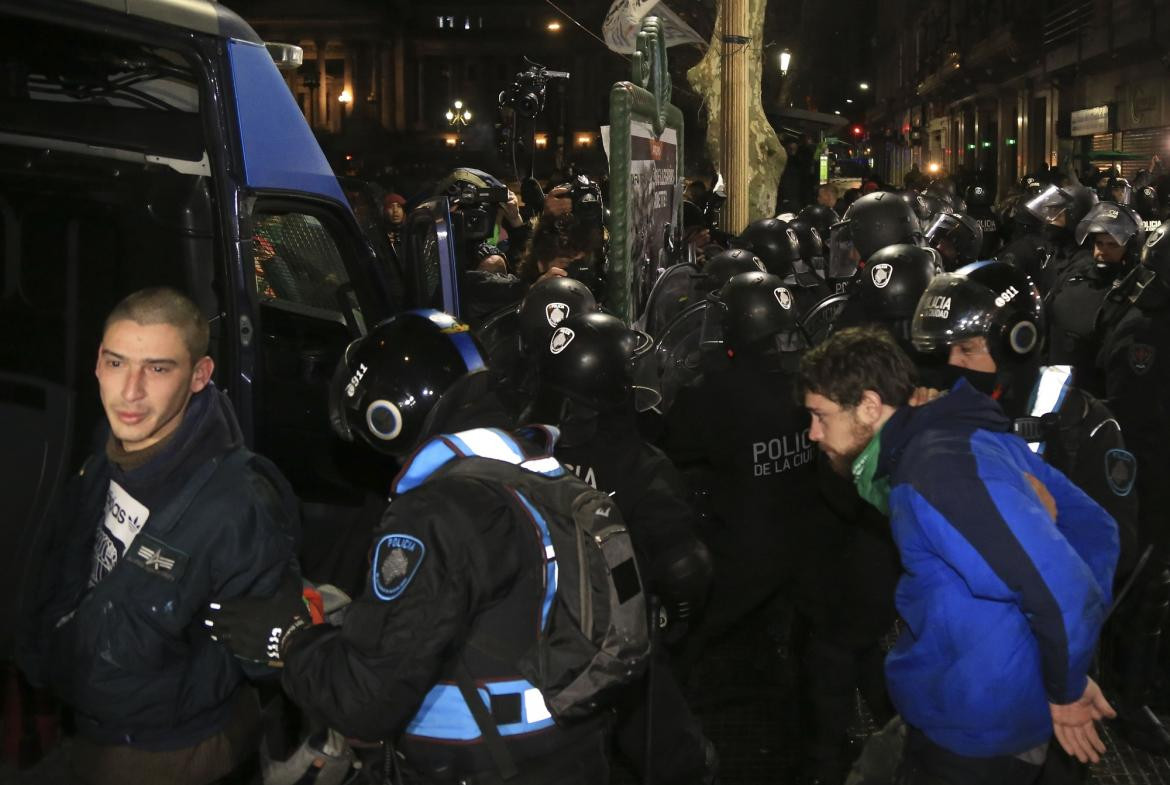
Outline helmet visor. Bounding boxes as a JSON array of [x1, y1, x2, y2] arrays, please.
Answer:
[[827, 223, 859, 280], [910, 273, 998, 355], [1024, 184, 1073, 225], [1074, 204, 1138, 247]]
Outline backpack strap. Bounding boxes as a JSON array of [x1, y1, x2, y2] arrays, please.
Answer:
[[453, 661, 518, 781]]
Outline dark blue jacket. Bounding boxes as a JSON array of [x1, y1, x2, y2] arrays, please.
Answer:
[[21, 389, 299, 750], [876, 381, 1117, 757]]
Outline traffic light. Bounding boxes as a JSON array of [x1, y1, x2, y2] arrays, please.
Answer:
[[851, 124, 864, 138]]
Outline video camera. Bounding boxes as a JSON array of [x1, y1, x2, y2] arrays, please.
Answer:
[[498, 61, 570, 119], [446, 182, 508, 240]]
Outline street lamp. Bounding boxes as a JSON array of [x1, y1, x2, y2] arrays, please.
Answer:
[[446, 99, 471, 126], [858, 82, 870, 91], [779, 49, 791, 77]]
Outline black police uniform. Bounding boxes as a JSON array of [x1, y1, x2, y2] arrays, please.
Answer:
[[659, 353, 821, 645], [1095, 262, 1170, 752], [1044, 250, 1119, 393], [280, 427, 611, 785], [554, 411, 714, 785]]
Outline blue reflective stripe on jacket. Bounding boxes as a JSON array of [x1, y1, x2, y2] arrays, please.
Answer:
[[404, 680, 555, 741]]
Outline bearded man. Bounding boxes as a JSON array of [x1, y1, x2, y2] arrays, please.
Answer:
[[797, 326, 1119, 784]]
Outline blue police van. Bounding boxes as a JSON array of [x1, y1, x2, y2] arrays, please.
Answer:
[[0, 0, 463, 654]]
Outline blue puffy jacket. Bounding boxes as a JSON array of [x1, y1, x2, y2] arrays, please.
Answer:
[[874, 380, 1118, 757]]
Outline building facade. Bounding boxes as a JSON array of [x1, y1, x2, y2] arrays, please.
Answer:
[[867, 0, 1170, 198]]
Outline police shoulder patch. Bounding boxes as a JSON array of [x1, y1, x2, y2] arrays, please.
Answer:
[[372, 533, 426, 601], [1105, 448, 1137, 497], [1128, 343, 1155, 375]]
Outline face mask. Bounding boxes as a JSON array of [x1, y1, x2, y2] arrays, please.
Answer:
[[926, 363, 999, 396]]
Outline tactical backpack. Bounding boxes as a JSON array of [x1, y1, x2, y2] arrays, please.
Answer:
[[433, 453, 651, 721]]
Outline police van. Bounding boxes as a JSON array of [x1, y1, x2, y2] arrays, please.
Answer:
[[0, 0, 463, 652]]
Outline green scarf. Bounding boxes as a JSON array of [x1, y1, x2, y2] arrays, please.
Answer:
[[851, 430, 891, 516]]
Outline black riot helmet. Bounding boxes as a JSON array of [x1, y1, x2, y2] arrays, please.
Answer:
[[731, 218, 803, 278], [536, 311, 654, 412], [329, 310, 489, 456], [925, 212, 985, 269], [787, 218, 826, 276], [1106, 177, 1134, 206], [837, 191, 923, 261], [716, 271, 806, 356], [1025, 183, 1099, 229], [856, 244, 943, 325], [517, 276, 598, 354], [1074, 202, 1146, 252], [897, 190, 934, 229], [1133, 186, 1164, 228], [965, 184, 993, 209], [795, 203, 840, 240], [911, 260, 1044, 369], [699, 248, 766, 293]]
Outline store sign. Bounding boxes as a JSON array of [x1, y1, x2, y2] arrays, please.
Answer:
[[1071, 105, 1112, 136]]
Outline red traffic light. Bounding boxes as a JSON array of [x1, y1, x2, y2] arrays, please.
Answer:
[[851, 125, 864, 137]]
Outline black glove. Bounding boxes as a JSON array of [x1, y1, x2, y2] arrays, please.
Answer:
[[204, 573, 312, 666]]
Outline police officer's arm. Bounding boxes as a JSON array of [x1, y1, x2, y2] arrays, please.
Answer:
[[626, 445, 712, 615], [279, 481, 522, 743], [1103, 320, 1170, 558], [1061, 414, 1139, 578], [900, 455, 1113, 706]]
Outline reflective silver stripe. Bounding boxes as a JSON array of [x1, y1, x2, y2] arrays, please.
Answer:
[[1028, 366, 1073, 455], [520, 457, 563, 474], [523, 688, 552, 723], [454, 428, 522, 463]]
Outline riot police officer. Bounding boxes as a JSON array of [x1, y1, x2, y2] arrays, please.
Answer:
[[924, 211, 984, 271], [832, 243, 943, 355], [1046, 202, 1145, 394], [787, 217, 833, 286], [733, 218, 829, 314], [206, 311, 627, 784], [826, 191, 923, 293], [1093, 223, 1170, 753], [475, 276, 599, 418], [964, 184, 1002, 258], [1017, 182, 1100, 293], [796, 203, 840, 246], [529, 311, 717, 785], [659, 272, 822, 654], [912, 261, 1162, 758]]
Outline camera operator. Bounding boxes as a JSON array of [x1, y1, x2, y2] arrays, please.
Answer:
[[436, 168, 532, 326]]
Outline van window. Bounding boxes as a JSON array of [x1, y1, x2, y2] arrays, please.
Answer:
[[253, 211, 360, 323]]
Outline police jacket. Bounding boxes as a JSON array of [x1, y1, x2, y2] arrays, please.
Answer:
[[1097, 277, 1170, 553], [554, 410, 709, 609], [281, 426, 606, 779], [864, 381, 1117, 757], [659, 354, 819, 547], [20, 389, 299, 750], [1046, 252, 1127, 393]]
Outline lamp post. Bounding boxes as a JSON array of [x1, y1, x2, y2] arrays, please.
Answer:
[[445, 100, 471, 155]]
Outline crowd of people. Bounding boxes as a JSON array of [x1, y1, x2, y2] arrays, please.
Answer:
[[16, 150, 1170, 785]]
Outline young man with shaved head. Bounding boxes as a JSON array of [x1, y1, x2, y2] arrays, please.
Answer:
[[20, 287, 300, 785]]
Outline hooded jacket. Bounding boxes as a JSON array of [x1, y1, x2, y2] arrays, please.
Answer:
[[860, 380, 1117, 757]]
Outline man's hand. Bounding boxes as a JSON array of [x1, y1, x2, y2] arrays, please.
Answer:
[[537, 265, 568, 282], [908, 387, 944, 407], [204, 572, 318, 667], [544, 186, 572, 217], [500, 189, 523, 228], [1050, 677, 1116, 764]]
